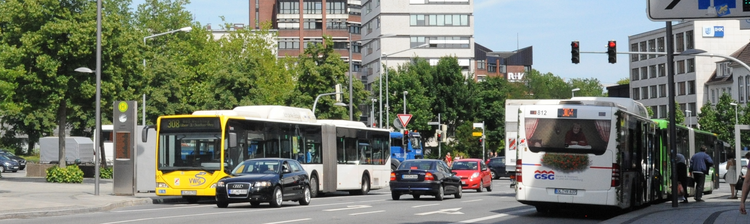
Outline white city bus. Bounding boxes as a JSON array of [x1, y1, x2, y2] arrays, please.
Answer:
[[515, 97, 661, 212], [153, 106, 390, 201]]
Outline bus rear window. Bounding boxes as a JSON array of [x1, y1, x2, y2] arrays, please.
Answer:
[[525, 118, 610, 155]]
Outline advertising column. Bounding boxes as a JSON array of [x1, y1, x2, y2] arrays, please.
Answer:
[[113, 101, 137, 195]]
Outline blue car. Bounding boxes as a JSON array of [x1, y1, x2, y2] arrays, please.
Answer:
[[0, 150, 26, 170], [215, 158, 311, 208], [390, 159, 462, 200], [0, 155, 20, 173]]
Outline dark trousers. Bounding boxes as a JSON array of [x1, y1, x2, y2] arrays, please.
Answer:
[[693, 172, 706, 200]]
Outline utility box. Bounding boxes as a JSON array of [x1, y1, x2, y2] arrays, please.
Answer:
[[39, 136, 95, 164]]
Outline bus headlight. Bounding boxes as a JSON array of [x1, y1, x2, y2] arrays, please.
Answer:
[[157, 182, 168, 188], [254, 181, 271, 187]]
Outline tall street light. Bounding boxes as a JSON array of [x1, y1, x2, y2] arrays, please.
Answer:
[[312, 92, 347, 116], [350, 34, 395, 123], [75, 66, 99, 195], [382, 43, 430, 128], [143, 26, 193, 67], [571, 88, 580, 97], [685, 109, 691, 127]]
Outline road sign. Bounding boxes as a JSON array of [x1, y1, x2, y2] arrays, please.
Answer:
[[397, 114, 413, 128], [427, 121, 440, 125], [648, 0, 750, 20]]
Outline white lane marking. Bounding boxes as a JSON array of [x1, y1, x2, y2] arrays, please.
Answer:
[[461, 199, 482, 203], [459, 208, 536, 223], [263, 218, 312, 224], [323, 205, 372, 211], [412, 203, 440, 208], [415, 207, 463, 215], [349, 210, 385, 216], [113, 205, 214, 213]]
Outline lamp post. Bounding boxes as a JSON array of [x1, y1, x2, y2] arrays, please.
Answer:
[[403, 91, 408, 114], [382, 43, 430, 128], [347, 34, 395, 125], [74, 66, 99, 195], [571, 88, 580, 97], [685, 109, 691, 127], [731, 103, 739, 126], [143, 26, 193, 67], [312, 92, 347, 116]]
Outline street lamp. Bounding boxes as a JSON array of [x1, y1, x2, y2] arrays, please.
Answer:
[[312, 92, 347, 116], [143, 26, 193, 67], [348, 34, 396, 123], [685, 109, 691, 127], [403, 91, 408, 114], [572, 88, 581, 97], [75, 66, 100, 195], [382, 43, 430, 128]]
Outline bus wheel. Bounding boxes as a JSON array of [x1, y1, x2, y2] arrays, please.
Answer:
[[351, 175, 370, 195], [310, 175, 319, 198]]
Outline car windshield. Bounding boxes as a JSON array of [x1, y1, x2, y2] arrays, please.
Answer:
[[399, 161, 435, 170], [451, 161, 478, 170], [231, 160, 281, 175]]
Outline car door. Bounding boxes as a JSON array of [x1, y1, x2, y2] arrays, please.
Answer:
[[280, 161, 297, 198], [439, 161, 459, 194], [480, 161, 491, 186], [289, 161, 307, 197]]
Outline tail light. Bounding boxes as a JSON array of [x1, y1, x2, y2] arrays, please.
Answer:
[[390, 172, 396, 181], [425, 172, 435, 181], [516, 159, 522, 183], [611, 163, 620, 187]]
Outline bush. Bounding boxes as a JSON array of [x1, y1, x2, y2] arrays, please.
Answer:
[[46, 165, 84, 183], [100, 166, 113, 179]]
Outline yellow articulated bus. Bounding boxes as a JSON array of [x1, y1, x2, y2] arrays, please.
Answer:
[[148, 106, 391, 202]]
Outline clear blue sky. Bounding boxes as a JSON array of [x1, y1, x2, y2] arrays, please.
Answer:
[[131, 0, 667, 85]]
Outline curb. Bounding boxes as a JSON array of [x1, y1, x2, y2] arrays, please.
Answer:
[[0, 198, 152, 220]]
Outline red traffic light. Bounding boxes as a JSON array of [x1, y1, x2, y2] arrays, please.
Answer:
[[608, 41, 616, 48], [572, 41, 579, 48]]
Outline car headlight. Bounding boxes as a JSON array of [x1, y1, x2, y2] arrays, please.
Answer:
[[470, 172, 480, 180], [254, 181, 271, 187], [3, 162, 9, 166], [157, 182, 168, 188], [212, 183, 218, 188]]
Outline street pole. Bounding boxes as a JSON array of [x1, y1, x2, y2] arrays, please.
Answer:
[[666, 21, 678, 208], [94, 0, 102, 196], [371, 98, 376, 127], [403, 91, 407, 114], [379, 54, 383, 129], [482, 121, 485, 161], [438, 113, 441, 159], [386, 56, 389, 129], [349, 31, 354, 121]]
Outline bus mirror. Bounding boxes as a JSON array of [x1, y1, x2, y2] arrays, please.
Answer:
[[141, 125, 152, 142], [228, 133, 237, 148]]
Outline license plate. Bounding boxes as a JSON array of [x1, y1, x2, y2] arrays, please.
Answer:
[[181, 190, 197, 195], [229, 189, 248, 195], [402, 174, 417, 179], [555, 188, 577, 195]]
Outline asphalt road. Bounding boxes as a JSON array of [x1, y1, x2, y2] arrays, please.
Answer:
[[0, 178, 620, 224]]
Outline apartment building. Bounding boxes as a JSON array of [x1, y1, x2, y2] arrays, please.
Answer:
[[474, 44, 533, 82], [629, 20, 750, 127]]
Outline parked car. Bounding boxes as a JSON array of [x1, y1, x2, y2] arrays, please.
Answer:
[[719, 158, 748, 180], [0, 155, 20, 173], [215, 158, 311, 208], [0, 150, 26, 170], [487, 157, 509, 179], [390, 159, 462, 200], [451, 158, 492, 192]]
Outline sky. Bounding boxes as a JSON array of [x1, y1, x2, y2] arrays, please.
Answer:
[[130, 0, 668, 85]]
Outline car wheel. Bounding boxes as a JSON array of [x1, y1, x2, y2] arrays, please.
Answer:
[[0, 166, 4, 173], [216, 201, 228, 208], [476, 182, 484, 192], [299, 185, 311, 205], [270, 186, 283, 207], [391, 192, 401, 200], [454, 186, 463, 199], [310, 175, 319, 198], [413, 194, 421, 199], [436, 185, 444, 201], [486, 181, 493, 192], [491, 171, 497, 179], [250, 202, 260, 207]]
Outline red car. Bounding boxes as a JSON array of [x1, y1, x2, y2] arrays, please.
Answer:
[[451, 158, 492, 192]]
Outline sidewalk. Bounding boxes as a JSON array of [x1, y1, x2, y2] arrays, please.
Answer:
[[0, 176, 183, 220], [602, 182, 750, 224]]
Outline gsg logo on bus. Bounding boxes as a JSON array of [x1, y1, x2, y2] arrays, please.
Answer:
[[534, 170, 555, 180]]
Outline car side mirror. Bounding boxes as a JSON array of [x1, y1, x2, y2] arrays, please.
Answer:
[[482, 167, 488, 171], [283, 167, 291, 173]]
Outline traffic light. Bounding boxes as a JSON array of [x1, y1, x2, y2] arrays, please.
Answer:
[[437, 133, 442, 142], [607, 40, 617, 64], [571, 41, 580, 64]]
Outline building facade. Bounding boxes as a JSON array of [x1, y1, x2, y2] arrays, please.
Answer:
[[705, 43, 750, 107], [628, 20, 750, 127], [473, 44, 533, 82], [360, 0, 475, 90]]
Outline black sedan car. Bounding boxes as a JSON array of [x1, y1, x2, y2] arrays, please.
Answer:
[[487, 157, 508, 179], [0, 150, 26, 170], [0, 155, 20, 173], [215, 158, 311, 208], [390, 159, 462, 201]]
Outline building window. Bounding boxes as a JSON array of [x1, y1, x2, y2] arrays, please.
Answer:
[[410, 14, 469, 26], [641, 87, 648, 99], [303, 19, 322, 30], [487, 63, 496, 72], [326, 0, 346, 14], [632, 68, 640, 81], [711, 89, 715, 103], [477, 60, 485, 70], [630, 43, 638, 62], [278, 39, 300, 49], [687, 80, 695, 95], [746, 75, 750, 103], [689, 103, 696, 116], [675, 32, 684, 53], [678, 82, 686, 95], [278, 0, 300, 14], [741, 76, 745, 103], [410, 36, 469, 49], [633, 88, 640, 100], [303, 0, 322, 14], [657, 37, 665, 57], [651, 106, 658, 118], [648, 39, 656, 59], [676, 60, 685, 74], [649, 65, 656, 78], [659, 105, 667, 118], [650, 85, 657, 98], [686, 30, 694, 50], [658, 63, 666, 77], [326, 20, 347, 29], [687, 58, 695, 73], [641, 67, 648, 80], [640, 41, 647, 60], [659, 84, 667, 98]]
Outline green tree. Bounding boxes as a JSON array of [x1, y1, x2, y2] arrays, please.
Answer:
[[569, 78, 606, 97], [525, 69, 570, 99], [430, 56, 473, 136], [698, 93, 735, 146], [475, 76, 514, 155], [387, 57, 433, 132], [616, 78, 630, 85]]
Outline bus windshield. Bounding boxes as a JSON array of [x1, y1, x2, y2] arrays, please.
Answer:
[[525, 118, 611, 155], [158, 132, 223, 172]]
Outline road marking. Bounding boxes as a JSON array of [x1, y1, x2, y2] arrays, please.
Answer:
[[412, 203, 440, 208], [461, 199, 482, 203], [415, 207, 463, 215], [263, 218, 311, 224], [349, 210, 385, 216], [113, 205, 214, 213], [459, 208, 536, 223], [323, 205, 372, 211]]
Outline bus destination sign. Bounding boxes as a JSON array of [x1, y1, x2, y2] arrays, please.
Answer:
[[161, 118, 221, 131], [557, 108, 577, 118]]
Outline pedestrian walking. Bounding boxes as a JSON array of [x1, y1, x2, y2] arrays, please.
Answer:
[[689, 146, 713, 202], [676, 153, 688, 203]]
